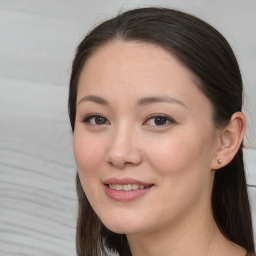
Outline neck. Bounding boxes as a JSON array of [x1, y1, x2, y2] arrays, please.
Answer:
[[127, 209, 214, 256], [127, 208, 246, 256]]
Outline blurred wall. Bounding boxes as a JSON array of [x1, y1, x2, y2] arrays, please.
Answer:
[[0, 0, 255, 255]]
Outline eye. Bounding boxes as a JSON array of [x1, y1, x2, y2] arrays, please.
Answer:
[[82, 115, 110, 125], [144, 115, 175, 126]]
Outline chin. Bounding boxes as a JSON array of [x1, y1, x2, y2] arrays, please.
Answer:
[[105, 225, 130, 234], [100, 215, 143, 235]]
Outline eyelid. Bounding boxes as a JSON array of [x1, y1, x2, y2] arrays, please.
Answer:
[[143, 114, 176, 126], [81, 113, 175, 126], [82, 114, 110, 125]]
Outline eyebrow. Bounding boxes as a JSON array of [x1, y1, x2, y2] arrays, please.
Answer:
[[137, 96, 187, 107], [77, 95, 186, 108], [77, 95, 108, 105]]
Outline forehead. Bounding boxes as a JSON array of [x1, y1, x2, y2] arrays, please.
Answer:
[[77, 40, 211, 111], [80, 40, 193, 80]]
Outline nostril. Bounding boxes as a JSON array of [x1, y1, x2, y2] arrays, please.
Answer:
[[105, 147, 143, 168]]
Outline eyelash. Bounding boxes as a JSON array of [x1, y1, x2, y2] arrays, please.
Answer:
[[144, 114, 175, 127], [82, 115, 110, 125], [82, 114, 175, 127]]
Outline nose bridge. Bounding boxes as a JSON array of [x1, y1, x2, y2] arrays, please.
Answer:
[[106, 121, 142, 168], [112, 122, 131, 147]]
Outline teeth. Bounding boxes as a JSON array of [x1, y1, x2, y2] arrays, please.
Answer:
[[123, 184, 131, 191], [109, 184, 146, 191]]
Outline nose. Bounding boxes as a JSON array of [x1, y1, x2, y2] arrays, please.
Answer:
[[105, 125, 143, 169]]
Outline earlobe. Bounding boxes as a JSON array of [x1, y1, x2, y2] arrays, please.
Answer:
[[211, 112, 246, 170]]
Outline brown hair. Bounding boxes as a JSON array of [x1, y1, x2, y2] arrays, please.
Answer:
[[68, 7, 255, 256]]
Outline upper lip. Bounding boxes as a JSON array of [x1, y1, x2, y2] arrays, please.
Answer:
[[103, 177, 153, 186]]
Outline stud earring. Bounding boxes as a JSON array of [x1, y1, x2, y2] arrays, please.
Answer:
[[217, 159, 222, 165]]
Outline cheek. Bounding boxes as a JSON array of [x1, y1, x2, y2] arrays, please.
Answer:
[[73, 128, 105, 176], [73, 129, 106, 206], [145, 128, 215, 178], [145, 131, 215, 218]]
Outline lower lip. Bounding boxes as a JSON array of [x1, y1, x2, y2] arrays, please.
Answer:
[[104, 185, 153, 202]]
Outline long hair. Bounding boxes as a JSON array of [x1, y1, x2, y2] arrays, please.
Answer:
[[68, 7, 255, 255]]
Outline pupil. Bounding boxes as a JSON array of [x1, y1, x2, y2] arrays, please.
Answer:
[[155, 117, 166, 125], [96, 116, 105, 124]]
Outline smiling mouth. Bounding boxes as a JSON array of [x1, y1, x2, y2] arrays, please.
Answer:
[[104, 181, 154, 201], [107, 184, 153, 191]]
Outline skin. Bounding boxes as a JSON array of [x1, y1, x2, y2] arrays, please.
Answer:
[[73, 40, 246, 256]]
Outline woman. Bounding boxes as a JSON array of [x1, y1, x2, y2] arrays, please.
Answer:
[[68, 7, 255, 256]]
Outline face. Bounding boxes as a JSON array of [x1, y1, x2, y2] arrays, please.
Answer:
[[73, 40, 219, 236]]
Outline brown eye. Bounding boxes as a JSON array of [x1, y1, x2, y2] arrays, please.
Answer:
[[83, 115, 110, 125], [95, 116, 107, 125], [154, 116, 167, 125], [144, 115, 175, 126]]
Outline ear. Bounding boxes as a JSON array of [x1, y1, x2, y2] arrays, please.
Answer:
[[211, 112, 246, 170]]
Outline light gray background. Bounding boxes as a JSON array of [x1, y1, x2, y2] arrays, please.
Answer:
[[0, 0, 255, 255]]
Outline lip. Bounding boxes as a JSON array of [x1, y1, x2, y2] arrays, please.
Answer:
[[103, 177, 152, 186], [103, 177, 154, 202]]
